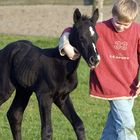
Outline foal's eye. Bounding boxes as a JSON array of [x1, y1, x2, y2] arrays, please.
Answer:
[[83, 37, 88, 43], [79, 36, 85, 42], [79, 36, 88, 46]]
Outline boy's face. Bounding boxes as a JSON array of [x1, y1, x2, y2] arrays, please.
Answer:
[[112, 16, 132, 32]]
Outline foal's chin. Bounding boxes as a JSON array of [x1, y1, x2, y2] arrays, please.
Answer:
[[89, 62, 100, 69]]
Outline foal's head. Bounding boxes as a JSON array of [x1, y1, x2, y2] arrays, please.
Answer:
[[69, 8, 100, 68]]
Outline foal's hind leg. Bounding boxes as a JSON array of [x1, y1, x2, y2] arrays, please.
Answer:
[[54, 94, 86, 140], [7, 88, 32, 140], [0, 85, 15, 106], [0, 91, 13, 106]]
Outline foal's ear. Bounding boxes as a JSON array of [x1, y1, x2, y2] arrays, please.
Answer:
[[90, 8, 99, 25], [73, 8, 81, 24]]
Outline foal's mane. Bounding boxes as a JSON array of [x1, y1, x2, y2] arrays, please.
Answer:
[[81, 15, 90, 21], [72, 15, 91, 28]]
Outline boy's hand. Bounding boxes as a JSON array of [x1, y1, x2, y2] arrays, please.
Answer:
[[136, 81, 140, 96], [63, 44, 80, 60], [59, 32, 80, 60]]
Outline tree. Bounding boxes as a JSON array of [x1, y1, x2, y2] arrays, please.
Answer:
[[92, 0, 104, 21]]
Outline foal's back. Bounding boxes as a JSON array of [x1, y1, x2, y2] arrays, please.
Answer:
[[1, 40, 78, 94]]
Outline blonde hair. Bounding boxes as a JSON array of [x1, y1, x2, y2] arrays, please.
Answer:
[[112, 0, 139, 22]]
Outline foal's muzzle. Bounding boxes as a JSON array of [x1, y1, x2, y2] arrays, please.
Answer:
[[89, 55, 100, 68]]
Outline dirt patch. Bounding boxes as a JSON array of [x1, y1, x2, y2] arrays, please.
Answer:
[[0, 5, 139, 37]]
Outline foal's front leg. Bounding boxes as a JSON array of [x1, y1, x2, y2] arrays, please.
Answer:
[[36, 92, 53, 140], [54, 94, 86, 140]]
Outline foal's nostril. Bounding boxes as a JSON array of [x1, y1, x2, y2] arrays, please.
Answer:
[[89, 56, 94, 64], [89, 55, 100, 66]]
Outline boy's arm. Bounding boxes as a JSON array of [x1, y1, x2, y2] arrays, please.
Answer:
[[136, 80, 140, 96], [136, 37, 140, 96], [59, 28, 80, 60]]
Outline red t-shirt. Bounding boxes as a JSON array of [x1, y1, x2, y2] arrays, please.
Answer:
[[90, 19, 140, 100]]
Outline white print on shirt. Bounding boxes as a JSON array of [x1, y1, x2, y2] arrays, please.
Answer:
[[109, 41, 129, 60], [109, 55, 129, 60], [113, 41, 128, 50]]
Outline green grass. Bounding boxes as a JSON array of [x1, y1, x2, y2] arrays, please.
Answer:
[[0, 34, 139, 140]]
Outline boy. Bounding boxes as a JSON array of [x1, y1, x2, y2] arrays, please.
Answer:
[[59, 0, 140, 139]]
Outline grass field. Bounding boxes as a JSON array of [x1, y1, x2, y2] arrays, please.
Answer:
[[0, 34, 140, 140]]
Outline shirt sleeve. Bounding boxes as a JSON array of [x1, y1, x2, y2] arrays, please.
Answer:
[[60, 27, 72, 37], [59, 27, 72, 56]]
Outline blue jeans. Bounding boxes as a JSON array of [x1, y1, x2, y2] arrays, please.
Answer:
[[100, 99, 138, 140]]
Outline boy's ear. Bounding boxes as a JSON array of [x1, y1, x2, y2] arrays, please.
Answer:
[[90, 9, 99, 25]]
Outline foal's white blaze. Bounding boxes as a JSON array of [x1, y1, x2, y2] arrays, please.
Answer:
[[89, 26, 95, 36], [97, 54, 100, 61], [92, 43, 97, 53], [92, 43, 100, 60]]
